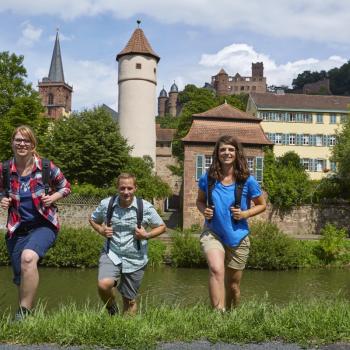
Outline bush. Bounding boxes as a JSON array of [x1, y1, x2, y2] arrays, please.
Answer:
[[248, 221, 305, 270], [147, 239, 167, 268], [170, 229, 206, 268], [0, 232, 10, 265], [314, 223, 349, 263]]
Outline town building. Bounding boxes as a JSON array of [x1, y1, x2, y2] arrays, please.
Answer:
[[182, 102, 272, 228], [38, 31, 73, 119], [247, 92, 350, 179], [117, 22, 160, 163], [158, 82, 181, 117], [211, 62, 267, 96]]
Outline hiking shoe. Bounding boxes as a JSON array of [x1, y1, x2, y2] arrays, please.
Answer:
[[14, 306, 31, 322], [107, 303, 119, 316]]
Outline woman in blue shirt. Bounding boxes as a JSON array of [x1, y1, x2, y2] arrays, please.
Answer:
[[196, 135, 266, 311]]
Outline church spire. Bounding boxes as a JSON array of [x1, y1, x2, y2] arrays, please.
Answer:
[[48, 30, 65, 82]]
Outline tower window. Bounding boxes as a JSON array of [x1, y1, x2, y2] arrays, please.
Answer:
[[154, 68, 156, 74], [48, 93, 54, 105], [136, 63, 142, 69]]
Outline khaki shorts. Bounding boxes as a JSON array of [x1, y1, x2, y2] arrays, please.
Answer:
[[200, 229, 250, 270]]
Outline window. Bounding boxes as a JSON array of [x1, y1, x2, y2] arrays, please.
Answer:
[[275, 133, 282, 144], [330, 114, 337, 124], [330, 161, 337, 172], [240, 86, 244, 91], [316, 114, 323, 123], [247, 158, 254, 174], [136, 63, 142, 69], [48, 93, 54, 105], [302, 134, 310, 145], [255, 157, 263, 183], [154, 68, 156, 74], [302, 158, 310, 171], [252, 86, 256, 91], [288, 113, 296, 122], [196, 155, 212, 180], [289, 134, 296, 145], [340, 115, 348, 123], [315, 135, 323, 146], [316, 159, 325, 172], [329, 135, 336, 146]]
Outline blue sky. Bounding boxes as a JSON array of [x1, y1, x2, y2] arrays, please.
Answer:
[[1, 0, 350, 111]]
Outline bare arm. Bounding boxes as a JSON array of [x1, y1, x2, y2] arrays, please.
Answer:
[[231, 194, 267, 220], [88, 218, 113, 238], [196, 188, 214, 220], [135, 224, 166, 240]]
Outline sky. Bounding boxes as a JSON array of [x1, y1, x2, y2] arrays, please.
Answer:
[[1, 0, 350, 112]]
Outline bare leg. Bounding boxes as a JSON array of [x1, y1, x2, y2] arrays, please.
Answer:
[[122, 297, 137, 315], [98, 278, 116, 307], [19, 249, 40, 309], [225, 268, 243, 310], [205, 249, 226, 310]]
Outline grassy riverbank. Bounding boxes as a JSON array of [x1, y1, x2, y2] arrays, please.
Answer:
[[0, 298, 349, 349]]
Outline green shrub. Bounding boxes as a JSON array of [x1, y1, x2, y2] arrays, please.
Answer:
[[147, 239, 167, 268], [170, 229, 206, 268], [248, 221, 305, 270], [0, 232, 10, 265], [314, 223, 349, 263]]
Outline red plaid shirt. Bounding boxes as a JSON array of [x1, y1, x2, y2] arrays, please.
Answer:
[[0, 156, 71, 237]]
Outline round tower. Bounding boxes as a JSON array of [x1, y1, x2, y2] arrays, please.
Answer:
[[214, 68, 229, 96], [117, 22, 160, 163], [158, 87, 168, 117], [168, 82, 178, 117]]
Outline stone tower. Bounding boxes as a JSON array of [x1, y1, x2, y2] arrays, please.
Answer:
[[212, 68, 229, 96], [168, 82, 178, 117], [158, 87, 168, 117], [38, 31, 73, 119], [117, 22, 160, 163], [252, 62, 264, 77]]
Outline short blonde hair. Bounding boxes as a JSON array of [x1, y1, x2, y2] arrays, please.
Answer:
[[116, 173, 137, 187]]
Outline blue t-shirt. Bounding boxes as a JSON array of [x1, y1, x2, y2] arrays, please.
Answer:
[[198, 173, 262, 247], [19, 175, 41, 224]]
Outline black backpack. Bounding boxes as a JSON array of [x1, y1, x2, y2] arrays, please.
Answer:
[[105, 195, 143, 252], [207, 175, 245, 223], [1, 158, 51, 197]]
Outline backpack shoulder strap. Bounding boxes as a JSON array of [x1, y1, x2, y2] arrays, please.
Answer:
[[2, 160, 10, 197], [136, 197, 143, 229], [234, 181, 245, 208], [42, 158, 51, 195], [207, 175, 215, 208], [106, 194, 117, 227]]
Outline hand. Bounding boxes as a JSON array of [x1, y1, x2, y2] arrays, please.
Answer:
[[42, 194, 54, 207], [230, 207, 249, 221], [99, 224, 113, 238], [0, 197, 12, 210], [203, 206, 214, 220], [135, 226, 149, 240]]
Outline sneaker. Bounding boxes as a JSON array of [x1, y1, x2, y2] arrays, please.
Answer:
[[14, 306, 31, 322], [106, 303, 119, 316]]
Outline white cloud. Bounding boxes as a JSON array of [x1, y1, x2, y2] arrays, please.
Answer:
[[2, 0, 350, 43], [198, 43, 347, 87], [18, 22, 42, 47]]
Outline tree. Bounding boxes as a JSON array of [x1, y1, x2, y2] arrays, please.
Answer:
[[0, 51, 46, 159], [41, 107, 131, 187], [292, 70, 327, 90]]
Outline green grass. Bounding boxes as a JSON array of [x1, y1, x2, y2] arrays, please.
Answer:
[[0, 298, 349, 349]]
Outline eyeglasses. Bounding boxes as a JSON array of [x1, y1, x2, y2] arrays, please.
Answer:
[[14, 138, 31, 145]]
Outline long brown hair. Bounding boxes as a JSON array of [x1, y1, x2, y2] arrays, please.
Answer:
[[208, 135, 250, 182], [11, 125, 40, 157]]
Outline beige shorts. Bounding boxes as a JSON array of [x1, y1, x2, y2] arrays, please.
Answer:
[[200, 229, 250, 270]]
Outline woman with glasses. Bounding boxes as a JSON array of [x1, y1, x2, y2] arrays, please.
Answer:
[[0, 125, 71, 320], [196, 135, 266, 312]]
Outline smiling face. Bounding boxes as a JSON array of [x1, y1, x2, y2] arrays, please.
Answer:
[[12, 132, 34, 158], [118, 177, 137, 207], [218, 142, 236, 167]]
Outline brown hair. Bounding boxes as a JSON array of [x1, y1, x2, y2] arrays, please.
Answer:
[[208, 135, 250, 182], [11, 125, 40, 157], [116, 173, 137, 187]]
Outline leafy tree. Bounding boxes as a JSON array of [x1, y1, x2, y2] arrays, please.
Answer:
[[155, 115, 180, 129], [292, 70, 327, 90], [263, 149, 312, 210], [278, 151, 304, 170], [0, 51, 46, 159], [41, 107, 131, 187]]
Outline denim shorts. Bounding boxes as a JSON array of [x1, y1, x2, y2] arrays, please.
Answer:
[[98, 252, 146, 301], [6, 223, 57, 285]]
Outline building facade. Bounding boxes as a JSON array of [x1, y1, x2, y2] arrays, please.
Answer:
[[182, 102, 272, 228], [247, 92, 350, 179], [211, 63, 267, 96], [38, 31, 73, 119], [117, 24, 160, 163]]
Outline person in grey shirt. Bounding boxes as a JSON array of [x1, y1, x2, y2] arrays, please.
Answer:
[[89, 173, 166, 315]]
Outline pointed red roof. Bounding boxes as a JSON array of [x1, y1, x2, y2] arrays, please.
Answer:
[[116, 28, 160, 62]]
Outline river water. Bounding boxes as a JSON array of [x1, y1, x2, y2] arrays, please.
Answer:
[[0, 266, 349, 312]]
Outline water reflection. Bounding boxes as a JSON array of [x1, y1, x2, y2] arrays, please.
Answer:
[[0, 266, 349, 313]]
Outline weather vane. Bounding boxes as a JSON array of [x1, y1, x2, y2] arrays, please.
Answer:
[[137, 20, 141, 28]]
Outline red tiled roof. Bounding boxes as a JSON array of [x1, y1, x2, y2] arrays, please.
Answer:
[[193, 103, 259, 121], [250, 92, 350, 111], [116, 28, 160, 62], [156, 125, 176, 142], [182, 119, 272, 145]]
